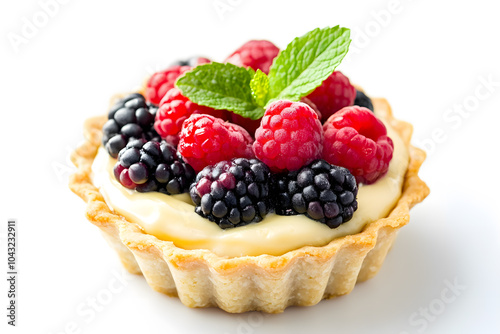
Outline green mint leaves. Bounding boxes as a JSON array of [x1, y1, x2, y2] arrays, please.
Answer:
[[267, 26, 351, 103], [176, 26, 351, 120], [176, 62, 264, 120]]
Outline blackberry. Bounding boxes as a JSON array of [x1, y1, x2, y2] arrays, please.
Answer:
[[113, 139, 195, 194], [354, 90, 374, 112], [189, 158, 271, 229], [272, 160, 358, 229], [103, 93, 160, 158]]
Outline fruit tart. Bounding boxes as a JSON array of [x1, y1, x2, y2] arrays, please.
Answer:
[[69, 26, 429, 313]]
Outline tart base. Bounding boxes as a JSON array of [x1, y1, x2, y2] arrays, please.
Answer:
[[69, 97, 429, 313]]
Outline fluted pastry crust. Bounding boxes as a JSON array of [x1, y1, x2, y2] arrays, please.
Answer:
[[69, 96, 429, 313]]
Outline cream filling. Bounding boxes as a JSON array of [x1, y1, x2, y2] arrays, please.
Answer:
[[91, 120, 409, 258]]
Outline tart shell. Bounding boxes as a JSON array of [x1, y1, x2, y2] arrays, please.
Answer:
[[69, 97, 429, 313]]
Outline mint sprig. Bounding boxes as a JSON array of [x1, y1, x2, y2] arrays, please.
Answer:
[[267, 26, 351, 104], [175, 26, 351, 120]]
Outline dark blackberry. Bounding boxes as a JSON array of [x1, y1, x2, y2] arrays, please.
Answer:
[[113, 139, 195, 194], [354, 90, 374, 112], [189, 158, 271, 229], [272, 160, 358, 229], [103, 93, 160, 158]]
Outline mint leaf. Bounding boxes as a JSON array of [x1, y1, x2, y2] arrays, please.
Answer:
[[176, 62, 264, 120], [250, 69, 269, 107], [267, 26, 351, 104], [174, 26, 351, 121]]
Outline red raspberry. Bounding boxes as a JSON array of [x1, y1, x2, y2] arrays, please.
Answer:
[[178, 114, 254, 172], [253, 100, 323, 173], [306, 71, 356, 121], [322, 106, 394, 184], [154, 88, 228, 141], [225, 40, 280, 74], [145, 65, 191, 105], [228, 101, 322, 139]]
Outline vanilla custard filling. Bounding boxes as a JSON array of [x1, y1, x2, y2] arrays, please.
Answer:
[[91, 119, 409, 257]]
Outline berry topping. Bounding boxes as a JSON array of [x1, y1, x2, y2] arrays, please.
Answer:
[[103, 93, 160, 158], [225, 40, 280, 74], [322, 106, 394, 184], [178, 114, 255, 173], [176, 27, 351, 128], [306, 71, 356, 121], [154, 87, 228, 141], [354, 89, 374, 111], [253, 100, 323, 173], [113, 139, 195, 194], [169, 56, 210, 67], [145, 65, 191, 105], [190, 158, 271, 229], [272, 160, 358, 228]]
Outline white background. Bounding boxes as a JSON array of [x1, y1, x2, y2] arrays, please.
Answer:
[[2, 0, 500, 333]]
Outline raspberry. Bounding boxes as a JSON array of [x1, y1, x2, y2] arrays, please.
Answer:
[[154, 87, 228, 140], [145, 65, 191, 105], [354, 89, 374, 111], [103, 93, 160, 158], [229, 99, 323, 140], [190, 158, 271, 229], [253, 100, 323, 173], [306, 71, 356, 121], [225, 40, 279, 74], [322, 106, 394, 184], [178, 114, 255, 172], [272, 160, 358, 228], [114, 139, 195, 194]]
